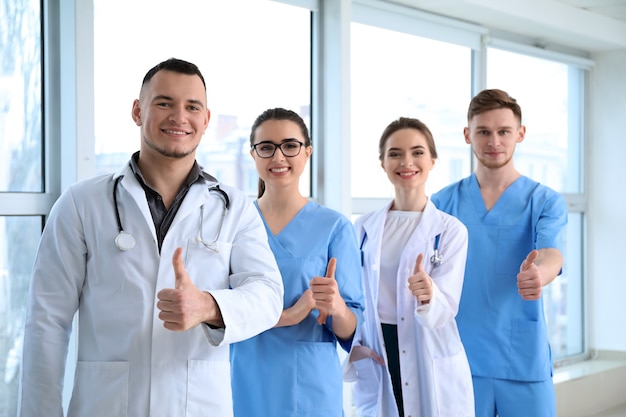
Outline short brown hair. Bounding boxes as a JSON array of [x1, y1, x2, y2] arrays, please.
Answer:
[[467, 89, 522, 124]]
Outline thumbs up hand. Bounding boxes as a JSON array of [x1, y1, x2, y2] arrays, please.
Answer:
[[408, 253, 433, 304], [156, 247, 222, 331], [517, 249, 542, 300], [310, 258, 346, 325]]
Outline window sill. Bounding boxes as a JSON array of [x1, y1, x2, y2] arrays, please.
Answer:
[[554, 350, 626, 417]]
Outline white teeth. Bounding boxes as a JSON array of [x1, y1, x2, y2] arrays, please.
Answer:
[[271, 167, 289, 173], [399, 172, 417, 177], [163, 129, 186, 136]]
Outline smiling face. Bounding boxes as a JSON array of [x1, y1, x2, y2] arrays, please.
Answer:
[[381, 127, 435, 192], [465, 107, 525, 170], [250, 119, 312, 192], [132, 69, 210, 161]]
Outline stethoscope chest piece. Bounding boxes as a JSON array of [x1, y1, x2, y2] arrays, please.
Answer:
[[115, 231, 136, 251], [430, 234, 443, 266]]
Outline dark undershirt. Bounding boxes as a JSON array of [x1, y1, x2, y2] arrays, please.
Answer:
[[129, 151, 204, 252]]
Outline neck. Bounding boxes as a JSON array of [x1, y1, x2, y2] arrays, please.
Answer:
[[257, 186, 308, 214], [474, 164, 521, 192], [391, 188, 428, 212], [137, 153, 195, 207]]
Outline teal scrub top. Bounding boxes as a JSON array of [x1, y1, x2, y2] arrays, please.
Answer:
[[431, 174, 567, 382], [230, 201, 364, 417]]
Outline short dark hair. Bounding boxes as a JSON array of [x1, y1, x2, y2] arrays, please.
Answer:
[[378, 117, 438, 161], [468, 89, 522, 124], [141, 58, 206, 90]]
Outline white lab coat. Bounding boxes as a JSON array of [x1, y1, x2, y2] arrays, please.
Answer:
[[344, 200, 474, 417], [18, 163, 284, 417]]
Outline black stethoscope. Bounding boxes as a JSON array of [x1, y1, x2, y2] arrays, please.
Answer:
[[113, 176, 230, 251], [359, 232, 443, 266]]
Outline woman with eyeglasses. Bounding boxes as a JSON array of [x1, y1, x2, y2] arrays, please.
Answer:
[[230, 108, 364, 417]]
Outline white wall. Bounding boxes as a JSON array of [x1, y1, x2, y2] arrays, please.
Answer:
[[588, 50, 626, 351]]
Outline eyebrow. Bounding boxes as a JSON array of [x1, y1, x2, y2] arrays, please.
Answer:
[[152, 95, 205, 109], [474, 125, 514, 130], [256, 137, 300, 144], [387, 145, 426, 151]]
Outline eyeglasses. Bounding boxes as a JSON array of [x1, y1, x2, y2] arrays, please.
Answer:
[[252, 140, 304, 158]]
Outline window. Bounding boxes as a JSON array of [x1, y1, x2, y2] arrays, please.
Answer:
[[93, 0, 311, 197], [0, 0, 42, 415], [350, 22, 473, 200], [0, 0, 42, 193]]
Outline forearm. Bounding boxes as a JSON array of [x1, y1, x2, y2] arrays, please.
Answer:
[[331, 304, 357, 341], [275, 308, 298, 328], [536, 248, 564, 286]]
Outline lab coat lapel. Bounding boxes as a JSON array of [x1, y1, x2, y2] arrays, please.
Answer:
[[114, 166, 158, 244]]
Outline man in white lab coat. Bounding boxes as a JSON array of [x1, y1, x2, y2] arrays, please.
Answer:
[[17, 58, 284, 417]]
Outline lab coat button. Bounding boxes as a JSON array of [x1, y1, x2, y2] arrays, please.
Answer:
[[400, 317, 405, 321], [402, 349, 406, 354]]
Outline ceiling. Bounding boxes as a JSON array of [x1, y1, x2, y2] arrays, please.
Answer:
[[384, 0, 626, 53]]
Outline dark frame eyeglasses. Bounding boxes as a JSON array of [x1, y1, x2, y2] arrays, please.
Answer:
[[252, 140, 305, 158]]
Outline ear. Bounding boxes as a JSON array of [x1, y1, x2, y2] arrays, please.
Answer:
[[131, 99, 142, 126], [516, 125, 526, 143], [203, 109, 211, 133], [430, 158, 436, 170], [463, 127, 471, 144]]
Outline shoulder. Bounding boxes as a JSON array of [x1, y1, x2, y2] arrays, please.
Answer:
[[520, 176, 566, 206], [61, 174, 113, 205], [353, 205, 386, 230], [428, 201, 468, 236], [431, 178, 467, 202], [307, 201, 352, 225]]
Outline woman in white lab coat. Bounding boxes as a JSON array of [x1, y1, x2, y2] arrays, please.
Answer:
[[18, 58, 283, 417], [344, 117, 474, 417]]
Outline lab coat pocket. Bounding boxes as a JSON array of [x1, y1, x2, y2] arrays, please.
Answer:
[[432, 352, 473, 416], [68, 361, 129, 417], [351, 357, 383, 417], [184, 238, 232, 289], [186, 359, 232, 417]]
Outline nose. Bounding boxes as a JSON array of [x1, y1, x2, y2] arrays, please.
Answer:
[[272, 145, 286, 161], [400, 156, 414, 167], [487, 132, 501, 147], [168, 104, 188, 124]]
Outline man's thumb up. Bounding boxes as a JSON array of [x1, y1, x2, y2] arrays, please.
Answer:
[[172, 247, 191, 290]]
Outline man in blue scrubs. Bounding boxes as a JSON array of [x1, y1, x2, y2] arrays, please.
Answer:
[[431, 89, 567, 417]]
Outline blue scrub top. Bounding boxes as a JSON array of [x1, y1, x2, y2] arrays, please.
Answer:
[[230, 201, 364, 417], [431, 174, 567, 382]]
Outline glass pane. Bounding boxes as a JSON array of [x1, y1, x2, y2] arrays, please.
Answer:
[[0, 216, 41, 416], [0, 0, 43, 193], [94, 0, 311, 197], [487, 48, 582, 194], [543, 212, 584, 358], [351, 22, 472, 198]]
